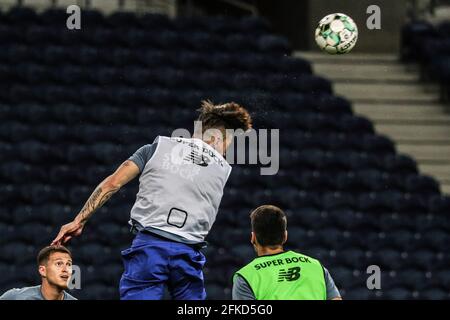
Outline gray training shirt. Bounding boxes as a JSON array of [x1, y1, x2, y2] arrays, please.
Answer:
[[0, 285, 77, 300], [232, 267, 341, 300], [128, 136, 232, 244]]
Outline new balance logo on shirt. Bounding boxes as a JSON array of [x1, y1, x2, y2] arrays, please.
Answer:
[[184, 149, 209, 167], [278, 267, 301, 282]]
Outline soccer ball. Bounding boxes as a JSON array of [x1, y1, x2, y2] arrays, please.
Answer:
[[315, 13, 358, 54]]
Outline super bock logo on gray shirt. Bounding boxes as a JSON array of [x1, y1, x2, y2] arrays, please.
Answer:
[[129, 136, 232, 244]]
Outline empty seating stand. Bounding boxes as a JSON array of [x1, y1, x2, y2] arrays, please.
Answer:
[[0, 6, 449, 300]]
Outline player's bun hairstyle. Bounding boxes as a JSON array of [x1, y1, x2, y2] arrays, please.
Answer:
[[197, 100, 252, 132], [37, 245, 72, 266], [250, 205, 287, 247]]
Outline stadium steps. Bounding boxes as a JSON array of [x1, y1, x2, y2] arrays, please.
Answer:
[[296, 51, 450, 195]]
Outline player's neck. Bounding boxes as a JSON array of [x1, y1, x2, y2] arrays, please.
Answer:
[[40, 280, 64, 300], [257, 246, 284, 257]]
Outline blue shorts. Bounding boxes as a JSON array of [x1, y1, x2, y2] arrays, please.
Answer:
[[119, 231, 206, 300]]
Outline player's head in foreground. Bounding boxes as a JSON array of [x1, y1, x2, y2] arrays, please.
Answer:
[[250, 204, 287, 256], [195, 100, 252, 156], [38, 245, 73, 290], [232, 205, 342, 300], [0, 245, 76, 300]]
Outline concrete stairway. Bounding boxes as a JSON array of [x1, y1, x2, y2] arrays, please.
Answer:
[[295, 51, 450, 195]]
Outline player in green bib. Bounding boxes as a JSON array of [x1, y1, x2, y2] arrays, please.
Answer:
[[232, 205, 342, 300]]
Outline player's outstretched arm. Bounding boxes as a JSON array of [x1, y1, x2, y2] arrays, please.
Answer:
[[51, 160, 140, 246]]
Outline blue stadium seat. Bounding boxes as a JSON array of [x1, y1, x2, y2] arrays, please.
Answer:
[[421, 288, 449, 300], [421, 229, 449, 251], [384, 229, 416, 251], [17, 141, 62, 163], [357, 191, 402, 212], [78, 244, 113, 265], [0, 223, 14, 245], [239, 16, 270, 35], [35, 123, 71, 143], [42, 45, 72, 65], [383, 154, 418, 174], [0, 142, 16, 161], [25, 26, 60, 46], [1, 162, 45, 184], [81, 9, 106, 28], [6, 6, 39, 26], [280, 189, 322, 209], [384, 287, 414, 300], [293, 171, 333, 191], [140, 13, 173, 31], [322, 192, 355, 210], [230, 245, 255, 265], [237, 54, 278, 73], [82, 283, 118, 300], [14, 104, 49, 124], [206, 16, 241, 35], [0, 264, 18, 287], [16, 223, 53, 246], [107, 11, 140, 29], [334, 171, 366, 192], [257, 35, 290, 54], [182, 31, 226, 52], [39, 8, 67, 26], [374, 248, 407, 270], [226, 34, 258, 52], [0, 242, 35, 264], [428, 195, 450, 214], [205, 283, 228, 300], [0, 24, 23, 44], [338, 249, 367, 269], [21, 184, 65, 205]]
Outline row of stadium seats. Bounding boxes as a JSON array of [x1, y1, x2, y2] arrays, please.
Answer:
[[0, 146, 415, 175], [2, 200, 450, 231], [0, 182, 445, 209], [0, 28, 290, 53], [0, 95, 351, 117], [4, 126, 396, 148], [4, 66, 315, 87], [0, 115, 376, 137], [5, 166, 434, 191], [1, 7, 271, 34], [2, 72, 330, 93], [0, 86, 334, 105], [0, 226, 448, 266], [0, 46, 307, 72]]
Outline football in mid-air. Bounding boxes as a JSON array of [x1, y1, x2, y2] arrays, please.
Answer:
[[315, 13, 358, 54]]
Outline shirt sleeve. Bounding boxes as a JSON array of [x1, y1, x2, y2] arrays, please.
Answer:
[[128, 143, 157, 173], [0, 289, 18, 300], [232, 274, 256, 300], [323, 267, 341, 300]]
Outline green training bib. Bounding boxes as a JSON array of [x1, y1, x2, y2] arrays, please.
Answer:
[[234, 250, 327, 300]]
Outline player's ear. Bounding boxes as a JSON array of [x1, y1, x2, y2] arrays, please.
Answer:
[[38, 265, 46, 278], [283, 231, 288, 245], [250, 232, 256, 245]]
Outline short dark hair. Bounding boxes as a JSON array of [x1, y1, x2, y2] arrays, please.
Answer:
[[250, 205, 287, 246], [37, 246, 72, 266]]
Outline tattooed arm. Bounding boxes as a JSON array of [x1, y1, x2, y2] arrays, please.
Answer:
[[51, 160, 140, 246]]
